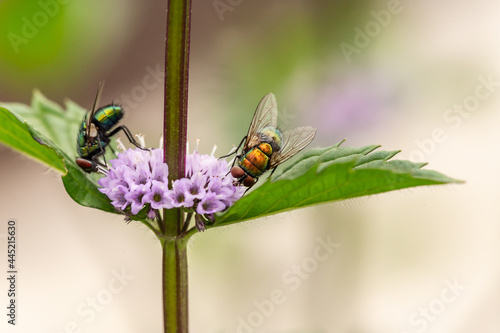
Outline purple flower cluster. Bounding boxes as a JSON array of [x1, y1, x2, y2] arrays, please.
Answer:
[[98, 148, 244, 219]]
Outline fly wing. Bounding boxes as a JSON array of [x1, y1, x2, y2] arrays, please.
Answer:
[[269, 126, 316, 168], [244, 93, 278, 149], [86, 81, 105, 137]]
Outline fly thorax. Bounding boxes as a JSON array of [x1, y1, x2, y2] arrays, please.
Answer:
[[258, 126, 283, 152]]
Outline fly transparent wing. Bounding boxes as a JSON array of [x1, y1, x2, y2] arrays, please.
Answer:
[[269, 126, 316, 168], [245, 93, 278, 148], [86, 81, 105, 137]]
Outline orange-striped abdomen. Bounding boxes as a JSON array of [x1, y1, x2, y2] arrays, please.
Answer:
[[238, 142, 273, 178]]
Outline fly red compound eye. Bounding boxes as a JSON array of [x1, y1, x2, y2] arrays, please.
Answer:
[[231, 166, 246, 179]]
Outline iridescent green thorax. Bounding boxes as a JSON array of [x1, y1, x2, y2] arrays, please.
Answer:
[[92, 105, 123, 132], [259, 126, 283, 151]]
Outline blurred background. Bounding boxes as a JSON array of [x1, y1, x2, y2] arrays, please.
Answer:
[[0, 0, 499, 332]]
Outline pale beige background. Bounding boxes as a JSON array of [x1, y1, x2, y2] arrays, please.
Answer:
[[1, 1, 499, 332]]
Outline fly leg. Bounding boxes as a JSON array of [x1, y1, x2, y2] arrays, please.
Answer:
[[268, 166, 279, 181], [221, 136, 247, 176], [106, 125, 148, 150], [108, 144, 116, 156], [220, 136, 247, 160], [96, 135, 108, 168]]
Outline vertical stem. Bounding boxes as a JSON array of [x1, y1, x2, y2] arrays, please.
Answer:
[[162, 238, 189, 333], [164, 0, 191, 190], [162, 0, 192, 332], [163, 0, 191, 232]]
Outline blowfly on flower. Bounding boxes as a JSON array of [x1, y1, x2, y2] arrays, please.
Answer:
[[222, 93, 317, 187], [76, 81, 145, 173]]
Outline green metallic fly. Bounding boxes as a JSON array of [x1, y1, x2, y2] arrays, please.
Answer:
[[224, 93, 316, 187], [76, 82, 144, 173]]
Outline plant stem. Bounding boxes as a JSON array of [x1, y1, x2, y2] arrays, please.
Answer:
[[162, 238, 189, 333], [164, 0, 191, 191], [162, 0, 192, 331]]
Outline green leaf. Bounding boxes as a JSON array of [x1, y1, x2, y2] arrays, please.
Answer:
[[61, 158, 117, 214], [213, 142, 462, 227], [3, 91, 86, 155], [0, 92, 118, 214], [0, 107, 65, 173]]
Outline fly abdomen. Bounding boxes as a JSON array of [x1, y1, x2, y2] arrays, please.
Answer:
[[239, 143, 273, 177], [92, 105, 123, 132]]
